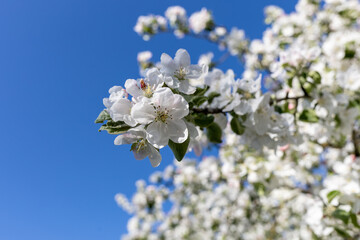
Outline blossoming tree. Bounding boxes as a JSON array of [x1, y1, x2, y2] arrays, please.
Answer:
[[96, 0, 360, 238]]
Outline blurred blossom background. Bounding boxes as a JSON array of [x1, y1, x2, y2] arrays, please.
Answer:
[[0, 0, 296, 239]]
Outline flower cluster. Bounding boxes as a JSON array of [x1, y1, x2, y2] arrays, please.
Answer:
[[97, 48, 296, 167], [96, 0, 360, 238]]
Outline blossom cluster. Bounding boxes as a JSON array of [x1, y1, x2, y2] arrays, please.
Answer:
[[97, 48, 296, 167], [96, 0, 360, 238]]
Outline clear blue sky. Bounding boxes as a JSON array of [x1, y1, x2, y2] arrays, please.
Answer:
[[0, 0, 296, 239]]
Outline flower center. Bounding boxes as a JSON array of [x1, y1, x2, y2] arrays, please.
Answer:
[[155, 106, 172, 123], [174, 67, 187, 81], [140, 79, 153, 98], [130, 139, 147, 153]]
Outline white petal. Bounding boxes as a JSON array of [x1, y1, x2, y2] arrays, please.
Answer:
[[234, 100, 251, 115], [178, 80, 196, 94], [108, 86, 124, 94], [114, 133, 139, 145], [186, 65, 203, 79], [160, 53, 177, 75], [133, 146, 151, 160], [167, 119, 188, 144], [169, 94, 189, 119], [146, 122, 169, 149], [123, 115, 137, 127], [146, 68, 163, 87], [148, 146, 161, 167], [254, 112, 268, 135], [125, 79, 142, 99], [174, 49, 190, 67], [131, 102, 156, 124], [110, 99, 132, 122], [151, 88, 175, 108]]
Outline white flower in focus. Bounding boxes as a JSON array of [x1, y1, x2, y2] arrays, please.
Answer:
[[131, 88, 189, 149], [125, 68, 165, 101], [114, 126, 162, 167], [160, 49, 205, 94], [189, 8, 212, 33], [103, 86, 137, 126]]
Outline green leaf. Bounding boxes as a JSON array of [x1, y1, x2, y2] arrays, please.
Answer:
[[230, 117, 245, 135], [168, 136, 190, 162], [311, 232, 321, 240], [332, 209, 350, 225], [99, 121, 131, 134], [350, 212, 360, 228], [309, 71, 322, 85], [334, 114, 342, 128], [193, 86, 209, 96], [334, 227, 351, 238], [344, 41, 356, 59], [299, 109, 319, 123], [207, 92, 221, 104], [95, 110, 111, 123], [194, 114, 214, 127], [206, 122, 222, 143], [192, 96, 208, 106], [327, 190, 340, 203]]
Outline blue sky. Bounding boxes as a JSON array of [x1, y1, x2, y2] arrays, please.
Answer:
[[0, 0, 297, 239]]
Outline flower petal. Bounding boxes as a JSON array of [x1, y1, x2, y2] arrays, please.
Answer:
[[174, 49, 190, 67], [125, 79, 142, 99], [167, 119, 188, 144], [148, 145, 161, 167], [146, 122, 169, 149], [160, 53, 177, 75], [178, 80, 196, 95], [133, 145, 151, 160], [114, 133, 139, 145], [169, 94, 189, 119], [131, 101, 156, 124]]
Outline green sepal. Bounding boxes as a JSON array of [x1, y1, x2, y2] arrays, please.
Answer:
[[95, 110, 111, 123], [99, 121, 132, 134]]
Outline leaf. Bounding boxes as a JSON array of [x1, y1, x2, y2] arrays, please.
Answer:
[[207, 92, 221, 104], [95, 110, 111, 123], [327, 190, 340, 203], [332, 209, 350, 225], [192, 96, 208, 106], [168, 136, 190, 162], [206, 122, 222, 143], [193, 86, 209, 96], [350, 212, 360, 228], [299, 109, 319, 123], [334, 227, 351, 238], [194, 114, 214, 127], [230, 117, 245, 135], [344, 42, 356, 59], [309, 71, 321, 85], [99, 121, 131, 134]]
